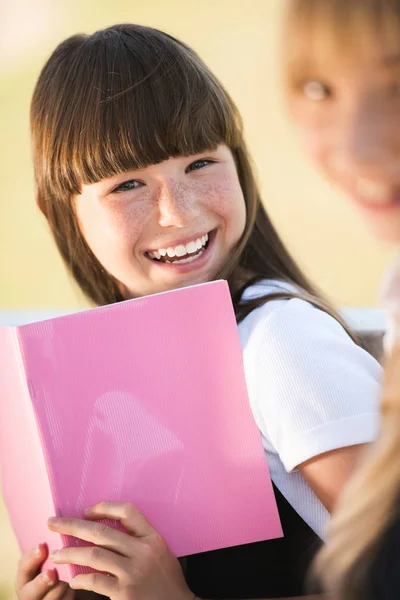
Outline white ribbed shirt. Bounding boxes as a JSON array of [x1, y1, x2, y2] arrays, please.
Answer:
[[238, 280, 382, 539]]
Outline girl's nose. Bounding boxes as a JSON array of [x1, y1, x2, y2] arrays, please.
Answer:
[[157, 182, 200, 228], [335, 96, 395, 177]]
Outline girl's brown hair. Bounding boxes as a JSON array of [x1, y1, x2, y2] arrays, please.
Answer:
[[31, 23, 354, 334]]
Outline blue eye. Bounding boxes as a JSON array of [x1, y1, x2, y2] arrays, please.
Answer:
[[113, 180, 142, 193], [302, 81, 332, 101], [186, 159, 214, 173]]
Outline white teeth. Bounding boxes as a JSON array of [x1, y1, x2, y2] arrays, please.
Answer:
[[175, 245, 187, 257], [148, 233, 210, 261], [168, 249, 206, 265], [186, 241, 198, 254]]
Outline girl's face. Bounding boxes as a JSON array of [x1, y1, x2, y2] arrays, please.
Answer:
[[289, 39, 400, 243], [75, 145, 246, 298]]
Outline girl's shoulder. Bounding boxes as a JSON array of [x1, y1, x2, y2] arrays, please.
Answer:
[[240, 278, 299, 302], [238, 278, 382, 398], [239, 278, 351, 344], [239, 279, 381, 476]]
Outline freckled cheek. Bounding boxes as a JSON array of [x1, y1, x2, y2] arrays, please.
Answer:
[[77, 203, 144, 253], [202, 180, 245, 225], [107, 208, 146, 248]]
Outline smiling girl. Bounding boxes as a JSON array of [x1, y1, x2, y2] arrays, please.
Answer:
[[283, 1, 400, 598], [15, 23, 381, 600], [284, 0, 400, 243]]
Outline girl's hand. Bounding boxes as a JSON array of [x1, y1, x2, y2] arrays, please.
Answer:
[[47, 502, 197, 600], [16, 543, 75, 600]]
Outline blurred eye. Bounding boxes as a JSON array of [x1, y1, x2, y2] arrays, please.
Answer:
[[302, 80, 332, 101], [113, 180, 143, 193], [186, 159, 214, 173]]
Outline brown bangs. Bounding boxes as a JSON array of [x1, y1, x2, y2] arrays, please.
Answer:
[[283, 0, 400, 93], [31, 24, 242, 198]]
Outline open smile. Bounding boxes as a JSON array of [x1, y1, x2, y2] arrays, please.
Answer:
[[144, 229, 217, 272]]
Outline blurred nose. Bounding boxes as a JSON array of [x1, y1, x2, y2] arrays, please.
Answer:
[[157, 180, 200, 228], [334, 94, 394, 177]]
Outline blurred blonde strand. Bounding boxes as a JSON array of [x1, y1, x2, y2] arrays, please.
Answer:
[[315, 343, 400, 599]]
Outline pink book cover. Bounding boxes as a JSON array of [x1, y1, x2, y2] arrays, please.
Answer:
[[0, 280, 282, 582]]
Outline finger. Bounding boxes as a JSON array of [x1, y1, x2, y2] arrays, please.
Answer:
[[17, 569, 59, 600], [69, 572, 118, 597], [84, 502, 154, 537], [16, 545, 48, 593], [39, 581, 72, 600], [59, 587, 75, 600], [50, 545, 128, 577], [47, 517, 133, 557]]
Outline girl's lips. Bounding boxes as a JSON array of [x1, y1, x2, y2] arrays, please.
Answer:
[[351, 192, 400, 213], [345, 183, 400, 213], [145, 229, 217, 274]]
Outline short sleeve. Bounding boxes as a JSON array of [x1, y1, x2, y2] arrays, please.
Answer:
[[242, 298, 382, 472]]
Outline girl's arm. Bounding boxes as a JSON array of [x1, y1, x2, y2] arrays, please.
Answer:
[[298, 444, 368, 512], [244, 296, 382, 518]]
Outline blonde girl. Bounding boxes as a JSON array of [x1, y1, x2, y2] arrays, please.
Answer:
[[284, 1, 400, 597]]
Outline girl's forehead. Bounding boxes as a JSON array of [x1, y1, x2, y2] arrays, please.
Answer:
[[286, 11, 400, 79]]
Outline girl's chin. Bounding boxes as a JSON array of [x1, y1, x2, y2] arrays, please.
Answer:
[[363, 214, 400, 244], [124, 271, 218, 299]]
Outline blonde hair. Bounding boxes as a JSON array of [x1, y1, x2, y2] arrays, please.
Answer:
[[282, 0, 400, 99], [315, 344, 400, 599], [282, 1, 400, 597]]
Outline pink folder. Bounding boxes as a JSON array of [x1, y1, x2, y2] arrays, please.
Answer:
[[0, 280, 282, 581]]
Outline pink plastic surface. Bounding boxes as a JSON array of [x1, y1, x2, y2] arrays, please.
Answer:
[[0, 281, 282, 581]]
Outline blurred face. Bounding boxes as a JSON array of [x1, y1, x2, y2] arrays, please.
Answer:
[[289, 34, 400, 243], [75, 145, 246, 298]]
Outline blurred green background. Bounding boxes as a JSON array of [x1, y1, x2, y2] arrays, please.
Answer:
[[0, 0, 394, 597]]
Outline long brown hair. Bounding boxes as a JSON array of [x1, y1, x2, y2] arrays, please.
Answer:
[[31, 23, 354, 335]]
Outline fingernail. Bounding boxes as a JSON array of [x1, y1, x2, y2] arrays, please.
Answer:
[[50, 550, 60, 561], [41, 570, 55, 586], [32, 546, 41, 557], [47, 517, 58, 526]]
